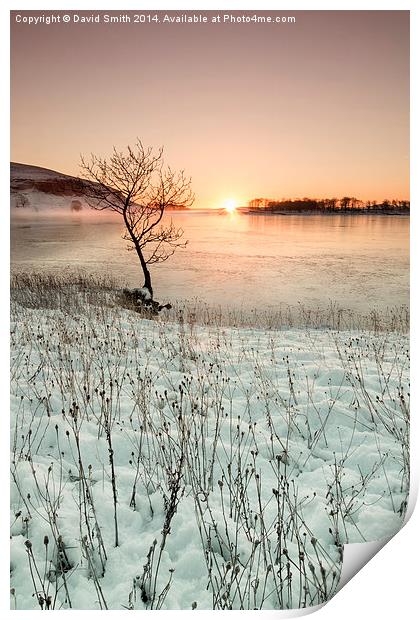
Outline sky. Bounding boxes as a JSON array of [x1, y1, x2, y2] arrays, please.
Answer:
[[10, 10, 409, 207]]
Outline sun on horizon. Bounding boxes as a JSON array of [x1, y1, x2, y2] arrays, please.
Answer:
[[223, 198, 238, 213]]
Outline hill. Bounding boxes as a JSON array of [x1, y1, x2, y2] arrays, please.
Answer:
[[11, 162, 88, 213], [11, 162, 190, 213]]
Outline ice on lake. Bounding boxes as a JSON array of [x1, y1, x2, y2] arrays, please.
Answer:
[[11, 210, 409, 311]]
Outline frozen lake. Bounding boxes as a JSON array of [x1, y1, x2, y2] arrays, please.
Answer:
[[11, 210, 409, 311]]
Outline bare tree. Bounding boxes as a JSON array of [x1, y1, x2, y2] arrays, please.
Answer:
[[14, 193, 30, 209], [79, 139, 194, 300]]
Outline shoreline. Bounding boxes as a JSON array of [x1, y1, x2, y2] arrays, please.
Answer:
[[240, 208, 409, 216], [10, 272, 410, 333]]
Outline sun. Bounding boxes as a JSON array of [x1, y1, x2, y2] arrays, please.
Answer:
[[223, 198, 238, 213]]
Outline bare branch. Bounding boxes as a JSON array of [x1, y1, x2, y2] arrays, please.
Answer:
[[79, 139, 193, 299]]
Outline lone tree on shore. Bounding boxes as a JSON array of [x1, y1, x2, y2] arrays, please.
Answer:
[[79, 139, 194, 301]]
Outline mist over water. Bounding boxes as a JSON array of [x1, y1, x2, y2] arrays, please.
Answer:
[[11, 210, 409, 311]]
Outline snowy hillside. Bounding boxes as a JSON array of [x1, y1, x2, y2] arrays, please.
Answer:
[[11, 163, 190, 214], [11, 163, 88, 213]]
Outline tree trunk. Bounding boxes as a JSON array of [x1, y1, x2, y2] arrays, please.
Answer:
[[139, 254, 153, 299], [132, 241, 153, 299], [123, 210, 154, 299]]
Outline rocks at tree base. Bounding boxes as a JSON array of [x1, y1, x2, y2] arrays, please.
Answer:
[[119, 288, 172, 315]]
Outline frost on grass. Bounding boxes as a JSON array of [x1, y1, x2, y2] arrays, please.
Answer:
[[10, 297, 409, 610]]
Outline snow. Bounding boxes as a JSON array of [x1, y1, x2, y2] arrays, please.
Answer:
[[10, 162, 88, 213], [11, 162, 74, 182], [11, 190, 86, 212], [10, 302, 409, 610], [139, 286, 152, 301]]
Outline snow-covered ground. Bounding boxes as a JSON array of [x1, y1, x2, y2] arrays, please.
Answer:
[[10, 299, 409, 610], [11, 162, 88, 213]]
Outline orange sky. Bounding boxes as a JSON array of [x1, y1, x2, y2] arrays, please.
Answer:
[[11, 10, 409, 207]]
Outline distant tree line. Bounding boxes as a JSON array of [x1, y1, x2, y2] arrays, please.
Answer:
[[247, 196, 410, 213]]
